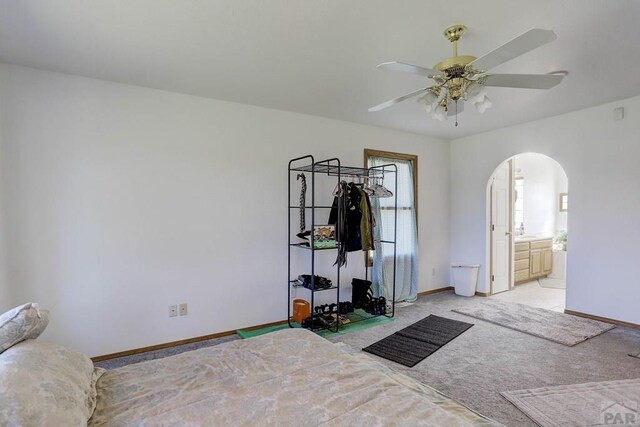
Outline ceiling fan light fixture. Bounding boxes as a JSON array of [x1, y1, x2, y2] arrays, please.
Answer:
[[431, 104, 447, 121], [369, 25, 564, 127], [474, 95, 493, 114], [466, 83, 488, 104], [417, 91, 439, 112]]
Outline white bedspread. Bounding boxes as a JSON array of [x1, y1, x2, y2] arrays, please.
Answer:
[[90, 328, 500, 426]]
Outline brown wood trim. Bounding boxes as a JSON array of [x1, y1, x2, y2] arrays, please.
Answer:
[[564, 309, 640, 330], [475, 291, 490, 297], [91, 319, 289, 362], [417, 286, 453, 297], [364, 148, 419, 268], [363, 149, 418, 220]]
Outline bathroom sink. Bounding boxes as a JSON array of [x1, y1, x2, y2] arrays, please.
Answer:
[[515, 234, 541, 241]]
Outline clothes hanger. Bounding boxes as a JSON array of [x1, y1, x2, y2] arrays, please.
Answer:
[[332, 181, 343, 197]]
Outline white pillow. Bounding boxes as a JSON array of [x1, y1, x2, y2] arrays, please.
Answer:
[[0, 303, 50, 354], [0, 339, 105, 426]]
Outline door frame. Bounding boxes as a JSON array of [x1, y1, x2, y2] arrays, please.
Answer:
[[363, 149, 418, 219], [488, 159, 514, 295]]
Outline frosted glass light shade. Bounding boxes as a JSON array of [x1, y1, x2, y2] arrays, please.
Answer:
[[475, 96, 493, 114], [466, 83, 487, 104], [418, 91, 438, 112], [431, 105, 447, 121]]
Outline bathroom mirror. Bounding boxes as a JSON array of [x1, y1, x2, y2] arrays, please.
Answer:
[[559, 193, 568, 212]]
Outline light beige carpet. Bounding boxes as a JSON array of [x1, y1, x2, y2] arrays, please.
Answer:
[[502, 378, 640, 427], [452, 300, 615, 346]]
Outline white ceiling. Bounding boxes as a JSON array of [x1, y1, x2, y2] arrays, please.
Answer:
[[1, 0, 639, 139]]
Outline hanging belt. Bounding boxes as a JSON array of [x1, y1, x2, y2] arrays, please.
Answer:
[[297, 173, 306, 232]]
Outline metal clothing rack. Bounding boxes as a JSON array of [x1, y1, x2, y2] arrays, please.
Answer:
[[287, 155, 398, 333]]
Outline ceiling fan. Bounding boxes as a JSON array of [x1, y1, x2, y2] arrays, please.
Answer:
[[368, 25, 565, 126]]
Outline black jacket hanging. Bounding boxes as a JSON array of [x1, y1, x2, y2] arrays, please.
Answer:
[[328, 181, 349, 266], [346, 183, 363, 252]]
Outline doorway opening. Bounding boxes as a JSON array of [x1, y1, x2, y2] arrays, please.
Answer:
[[486, 153, 568, 311]]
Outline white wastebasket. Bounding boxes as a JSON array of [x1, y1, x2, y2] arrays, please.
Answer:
[[451, 263, 480, 297]]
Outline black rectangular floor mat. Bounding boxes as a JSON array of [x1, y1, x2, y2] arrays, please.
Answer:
[[363, 314, 473, 367]]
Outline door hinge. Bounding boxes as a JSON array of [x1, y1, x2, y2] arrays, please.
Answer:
[[491, 224, 495, 231], [491, 275, 495, 282]]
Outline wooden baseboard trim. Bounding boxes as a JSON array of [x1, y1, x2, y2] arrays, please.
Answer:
[[564, 309, 640, 330], [417, 286, 454, 297], [91, 319, 289, 362], [475, 291, 490, 297]]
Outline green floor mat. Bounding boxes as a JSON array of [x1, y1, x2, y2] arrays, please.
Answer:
[[236, 322, 300, 339], [237, 312, 393, 339], [317, 314, 394, 338]]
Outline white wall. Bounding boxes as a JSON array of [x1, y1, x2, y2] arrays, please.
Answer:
[[451, 95, 640, 325], [514, 153, 568, 236], [555, 162, 568, 233], [0, 63, 450, 356], [0, 136, 8, 311]]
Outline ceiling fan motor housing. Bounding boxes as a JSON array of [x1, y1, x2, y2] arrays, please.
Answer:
[[434, 56, 477, 73]]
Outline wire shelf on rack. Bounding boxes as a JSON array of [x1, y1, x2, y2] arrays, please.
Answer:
[[289, 309, 392, 333], [289, 243, 338, 250], [290, 284, 339, 293], [290, 163, 385, 178]]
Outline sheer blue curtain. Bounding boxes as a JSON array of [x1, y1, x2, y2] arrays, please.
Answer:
[[369, 157, 418, 302]]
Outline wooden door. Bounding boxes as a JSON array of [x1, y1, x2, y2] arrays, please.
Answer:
[[491, 161, 512, 294]]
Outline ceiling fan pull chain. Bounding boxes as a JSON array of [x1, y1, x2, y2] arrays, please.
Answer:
[[455, 101, 459, 127]]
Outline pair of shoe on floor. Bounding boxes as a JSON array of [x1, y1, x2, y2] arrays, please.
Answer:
[[314, 301, 354, 316], [351, 279, 387, 315]]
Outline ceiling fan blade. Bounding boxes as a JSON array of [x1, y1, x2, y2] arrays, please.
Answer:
[[377, 61, 438, 77], [469, 29, 557, 71], [484, 73, 564, 89], [447, 100, 464, 117], [368, 87, 427, 112]]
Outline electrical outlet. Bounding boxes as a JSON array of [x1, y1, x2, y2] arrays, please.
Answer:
[[169, 305, 177, 317], [179, 303, 188, 316]]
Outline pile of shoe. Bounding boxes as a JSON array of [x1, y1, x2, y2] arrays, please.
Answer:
[[351, 278, 373, 309], [338, 301, 354, 314], [294, 275, 333, 291], [351, 278, 387, 315], [301, 301, 354, 330], [301, 315, 330, 329], [366, 296, 386, 315]]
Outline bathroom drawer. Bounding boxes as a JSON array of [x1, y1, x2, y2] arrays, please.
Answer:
[[515, 242, 530, 252], [530, 239, 552, 250], [514, 251, 529, 261], [515, 259, 530, 271], [515, 269, 530, 282]]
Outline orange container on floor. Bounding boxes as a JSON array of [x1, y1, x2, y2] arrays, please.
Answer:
[[292, 299, 310, 324]]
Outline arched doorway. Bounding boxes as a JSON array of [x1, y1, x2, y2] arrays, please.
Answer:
[[485, 153, 568, 310]]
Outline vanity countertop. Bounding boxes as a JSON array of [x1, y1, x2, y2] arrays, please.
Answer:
[[514, 235, 554, 242]]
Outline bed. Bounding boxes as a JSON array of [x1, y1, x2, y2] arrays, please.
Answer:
[[0, 303, 500, 426], [89, 329, 499, 426]]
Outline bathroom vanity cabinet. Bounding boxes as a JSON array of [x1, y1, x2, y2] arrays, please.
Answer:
[[514, 237, 553, 284]]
